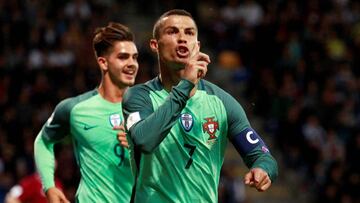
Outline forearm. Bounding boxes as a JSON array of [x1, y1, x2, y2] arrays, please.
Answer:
[[243, 147, 278, 182], [231, 128, 278, 182], [130, 80, 194, 153], [34, 132, 56, 191]]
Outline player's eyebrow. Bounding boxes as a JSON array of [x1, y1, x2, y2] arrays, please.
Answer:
[[163, 26, 178, 31], [117, 52, 138, 58], [184, 27, 196, 33], [117, 52, 130, 56], [164, 26, 196, 31]]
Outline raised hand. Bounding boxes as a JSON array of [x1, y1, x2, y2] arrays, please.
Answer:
[[182, 43, 211, 85]]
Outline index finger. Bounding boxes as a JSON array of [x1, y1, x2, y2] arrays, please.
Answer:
[[190, 43, 210, 64], [198, 52, 211, 64], [189, 42, 200, 59]]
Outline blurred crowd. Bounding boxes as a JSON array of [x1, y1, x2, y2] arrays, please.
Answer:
[[0, 0, 359, 202]]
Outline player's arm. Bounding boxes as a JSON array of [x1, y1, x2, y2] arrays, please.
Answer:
[[123, 80, 194, 153], [231, 128, 278, 191], [34, 99, 71, 202], [219, 89, 278, 190]]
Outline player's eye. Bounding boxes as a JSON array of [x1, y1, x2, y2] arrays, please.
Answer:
[[186, 30, 195, 36], [133, 54, 138, 61], [166, 28, 177, 35], [118, 54, 130, 60]]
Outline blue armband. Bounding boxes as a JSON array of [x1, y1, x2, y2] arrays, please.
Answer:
[[231, 128, 270, 156]]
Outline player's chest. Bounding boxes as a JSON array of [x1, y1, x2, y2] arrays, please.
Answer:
[[155, 94, 228, 148], [70, 108, 124, 146], [175, 103, 227, 148]]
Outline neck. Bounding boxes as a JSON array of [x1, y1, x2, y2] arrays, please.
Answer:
[[159, 64, 181, 91], [159, 62, 197, 97], [97, 79, 127, 103]]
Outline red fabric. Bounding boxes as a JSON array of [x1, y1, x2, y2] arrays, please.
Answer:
[[17, 174, 63, 203]]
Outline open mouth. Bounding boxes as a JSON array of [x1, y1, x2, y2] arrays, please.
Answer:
[[176, 46, 189, 58], [123, 69, 135, 75], [123, 69, 136, 78]]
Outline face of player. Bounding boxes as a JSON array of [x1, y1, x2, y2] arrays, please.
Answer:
[[103, 41, 139, 88], [151, 15, 199, 70]]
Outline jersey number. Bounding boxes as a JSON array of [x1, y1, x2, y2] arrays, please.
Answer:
[[114, 144, 125, 166], [184, 143, 196, 169]]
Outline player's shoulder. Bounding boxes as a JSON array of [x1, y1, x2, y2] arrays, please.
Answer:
[[126, 83, 148, 93], [126, 77, 161, 96], [200, 79, 228, 96], [55, 89, 97, 113], [200, 79, 242, 107]]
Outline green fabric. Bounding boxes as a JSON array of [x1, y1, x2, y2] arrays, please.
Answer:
[[34, 134, 56, 190], [243, 145, 278, 181], [123, 77, 277, 203], [34, 90, 134, 203], [123, 79, 194, 153]]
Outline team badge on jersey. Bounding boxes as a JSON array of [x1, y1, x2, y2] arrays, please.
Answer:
[[109, 114, 121, 127], [180, 113, 194, 132], [202, 117, 219, 140]]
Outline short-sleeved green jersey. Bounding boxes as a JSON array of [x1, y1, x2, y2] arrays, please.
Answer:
[[34, 90, 134, 203], [123, 77, 277, 203]]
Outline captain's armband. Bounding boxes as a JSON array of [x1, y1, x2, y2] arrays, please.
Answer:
[[231, 128, 270, 156]]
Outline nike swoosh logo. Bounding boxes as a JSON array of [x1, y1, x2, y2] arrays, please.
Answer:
[[83, 125, 98, 130]]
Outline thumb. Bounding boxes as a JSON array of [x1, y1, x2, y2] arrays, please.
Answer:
[[244, 171, 253, 185]]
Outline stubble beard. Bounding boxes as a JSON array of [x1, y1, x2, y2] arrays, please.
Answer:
[[163, 55, 189, 71]]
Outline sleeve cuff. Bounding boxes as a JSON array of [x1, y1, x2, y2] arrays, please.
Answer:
[[174, 79, 195, 97]]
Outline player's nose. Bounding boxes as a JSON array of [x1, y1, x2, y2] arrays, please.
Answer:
[[177, 31, 187, 44]]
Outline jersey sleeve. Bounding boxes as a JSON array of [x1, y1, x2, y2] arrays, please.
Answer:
[[34, 98, 72, 191], [218, 88, 278, 182], [123, 79, 194, 153]]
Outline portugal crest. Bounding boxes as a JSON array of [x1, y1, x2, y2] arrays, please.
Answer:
[[202, 117, 219, 140], [180, 113, 194, 132], [109, 114, 121, 127]]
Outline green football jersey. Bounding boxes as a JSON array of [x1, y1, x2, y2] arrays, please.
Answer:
[[34, 89, 134, 203], [123, 77, 277, 203]]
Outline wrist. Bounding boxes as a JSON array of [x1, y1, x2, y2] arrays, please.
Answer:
[[175, 79, 195, 97]]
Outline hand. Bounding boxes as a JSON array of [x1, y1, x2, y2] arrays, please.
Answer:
[[46, 187, 70, 203], [182, 44, 211, 84], [244, 168, 272, 192], [114, 123, 129, 148], [4, 193, 21, 203]]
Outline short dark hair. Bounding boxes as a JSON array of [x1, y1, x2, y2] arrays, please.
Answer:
[[153, 9, 196, 39], [93, 22, 134, 57]]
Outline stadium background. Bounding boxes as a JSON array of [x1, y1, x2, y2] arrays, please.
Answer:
[[0, 0, 359, 202]]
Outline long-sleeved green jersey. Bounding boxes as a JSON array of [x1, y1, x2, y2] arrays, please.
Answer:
[[34, 90, 134, 203], [123, 77, 278, 203]]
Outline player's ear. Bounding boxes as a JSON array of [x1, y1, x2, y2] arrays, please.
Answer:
[[97, 57, 108, 71], [197, 41, 201, 49], [150, 39, 158, 53]]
